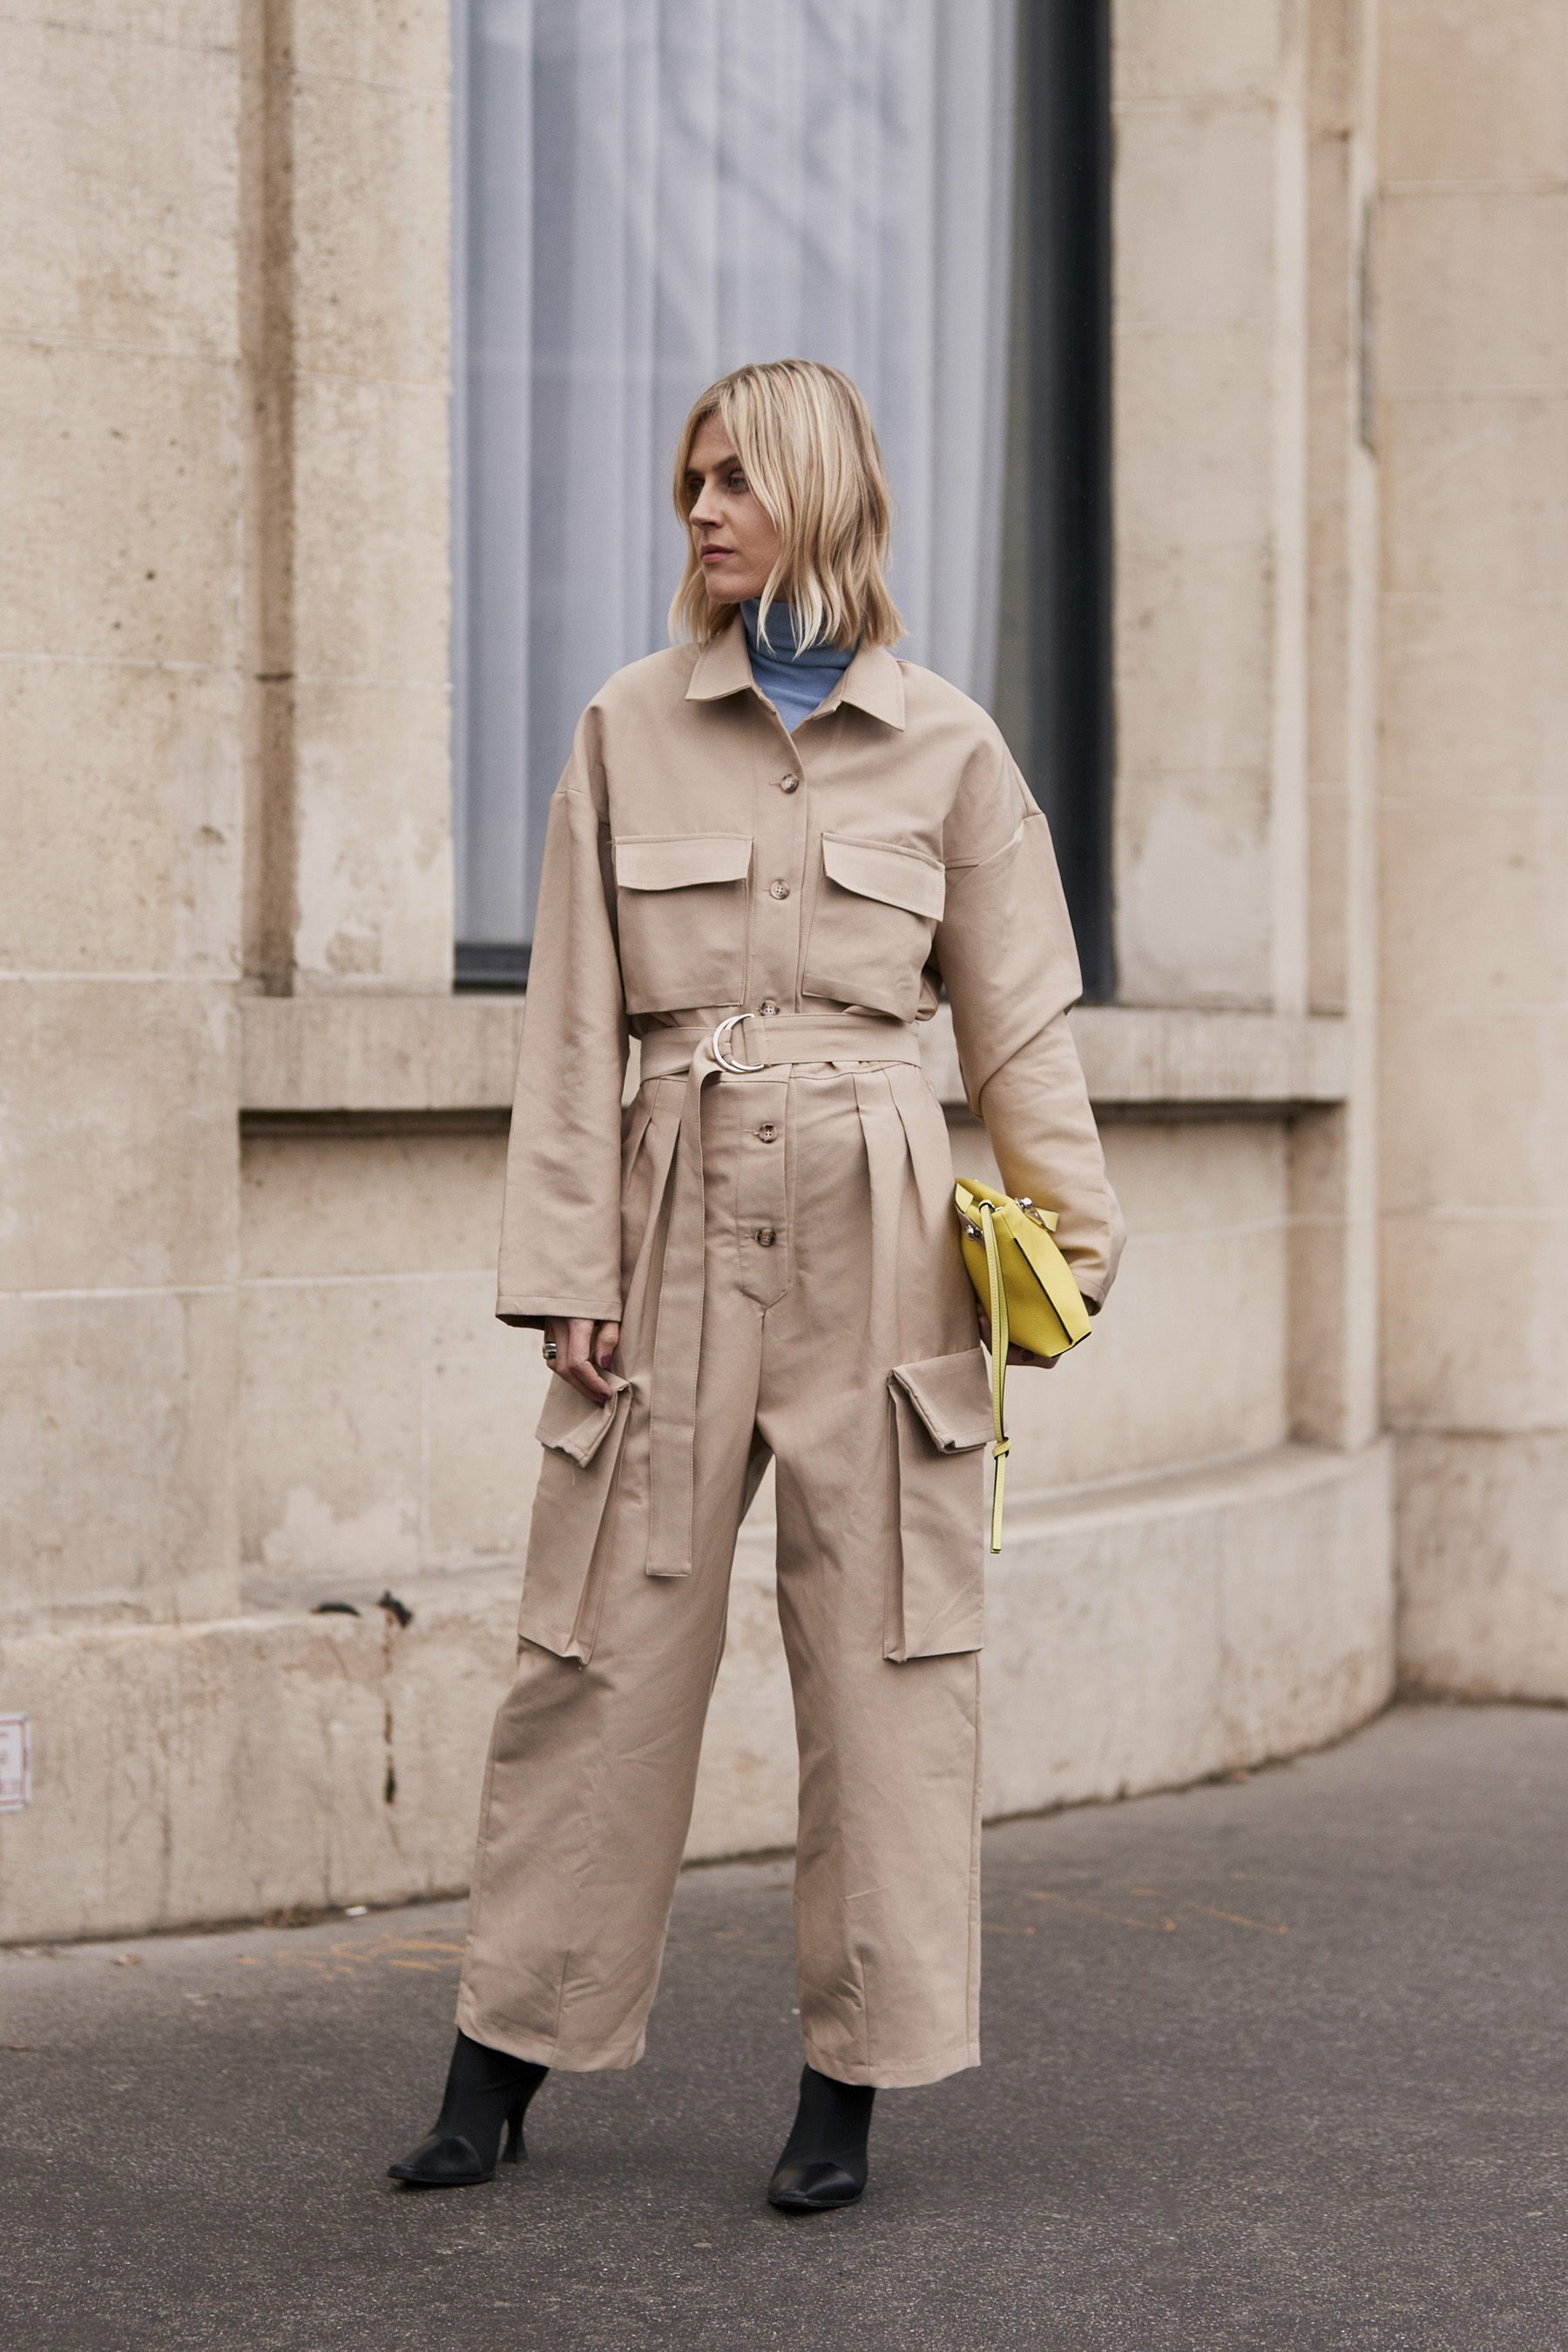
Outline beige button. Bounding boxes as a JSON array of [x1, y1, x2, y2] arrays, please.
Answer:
[[769, 881, 790, 901], [754, 1227, 777, 1247], [757, 1123, 778, 1143], [780, 775, 800, 793], [760, 1000, 781, 1016]]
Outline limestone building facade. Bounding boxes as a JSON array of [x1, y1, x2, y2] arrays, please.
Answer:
[[2, 1, 1562, 1941]]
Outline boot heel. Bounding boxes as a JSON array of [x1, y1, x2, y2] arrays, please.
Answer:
[[389, 2032, 546, 2188]]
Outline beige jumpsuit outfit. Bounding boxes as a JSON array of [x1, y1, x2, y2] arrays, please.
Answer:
[[456, 616, 1124, 2090]]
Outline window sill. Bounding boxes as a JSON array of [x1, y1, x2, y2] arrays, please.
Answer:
[[240, 995, 1350, 1119]]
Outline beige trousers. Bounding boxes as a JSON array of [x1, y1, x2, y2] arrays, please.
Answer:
[[457, 1050, 993, 2089]]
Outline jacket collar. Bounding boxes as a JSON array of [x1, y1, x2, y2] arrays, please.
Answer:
[[686, 612, 906, 732]]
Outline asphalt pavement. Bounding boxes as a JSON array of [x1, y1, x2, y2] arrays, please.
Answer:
[[3, 1700, 1567, 2351]]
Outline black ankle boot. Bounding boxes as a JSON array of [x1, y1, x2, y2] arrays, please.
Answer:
[[389, 2031, 547, 2187], [767, 2064, 875, 2212]]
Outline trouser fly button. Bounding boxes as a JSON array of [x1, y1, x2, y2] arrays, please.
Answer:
[[754, 1227, 777, 1247]]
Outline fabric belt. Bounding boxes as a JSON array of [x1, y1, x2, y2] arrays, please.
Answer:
[[638, 1011, 923, 1083], [637, 1011, 924, 1577]]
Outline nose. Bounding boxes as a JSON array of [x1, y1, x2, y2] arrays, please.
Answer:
[[689, 475, 721, 528]]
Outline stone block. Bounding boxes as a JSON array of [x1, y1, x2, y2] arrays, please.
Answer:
[[291, 375, 448, 686], [240, 1127, 508, 1281], [1114, 98, 1281, 332], [979, 1442, 1394, 1820], [291, 0, 449, 93], [1380, 0, 1568, 186], [0, 341, 240, 669], [422, 1276, 547, 1567], [1381, 592, 1568, 801], [0, 981, 238, 1292], [1397, 1429, 1568, 1698], [1115, 767, 1275, 1008], [1380, 191, 1568, 395], [239, 1276, 423, 1581], [1116, 328, 1280, 550], [1116, 539, 1274, 777], [288, 678, 453, 994], [0, 1288, 237, 1629], [1382, 395, 1568, 598], [0, 1571, 517, 1942], [1, 661, 240, 977], [1380, 795, 1568, 1009], [1113, 0, 1284, 102], [1382, 1213, 1568, 1432], [241, 997, 525, 1115], [0, 15, 237, 352], [290, 68, 448, 383], [1381, 1007, 1568, 1217]]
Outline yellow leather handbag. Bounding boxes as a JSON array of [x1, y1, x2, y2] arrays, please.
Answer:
[[954, 1177, 1093, 1553]]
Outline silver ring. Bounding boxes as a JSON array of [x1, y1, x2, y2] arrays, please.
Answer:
[[712, 1013, 766, 1075], [543, 1340, 558, 1362]]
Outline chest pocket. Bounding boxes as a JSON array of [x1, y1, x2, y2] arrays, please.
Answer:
[[614, 835, 751, 1015], [801, 834, 946, 1022]]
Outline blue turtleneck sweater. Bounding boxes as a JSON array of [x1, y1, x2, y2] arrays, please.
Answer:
[[740, 598, 855, 733]]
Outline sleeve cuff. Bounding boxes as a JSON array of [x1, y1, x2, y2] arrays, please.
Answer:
[[496, 1297, 623, 1330]]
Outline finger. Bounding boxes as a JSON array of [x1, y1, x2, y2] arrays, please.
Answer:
[[593, 1320, 621, 1374], [564, 1316, 613, 1403], [543, 1317, 571, 1381]]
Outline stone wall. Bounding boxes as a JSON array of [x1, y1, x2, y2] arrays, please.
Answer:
[[0, 0, 1417, 1943], [1377, 0, 1568, 1693]]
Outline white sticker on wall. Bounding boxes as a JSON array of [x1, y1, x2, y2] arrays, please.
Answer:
[[0, 1715, 30, 1811]]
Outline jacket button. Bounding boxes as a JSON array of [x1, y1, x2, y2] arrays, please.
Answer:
[[755, 1227, 777, 1247], [768, 881, 790, 900], [780, 775, 800, 793], [757, 1123, 777, 1143], [760, 1000, 781, 1016]]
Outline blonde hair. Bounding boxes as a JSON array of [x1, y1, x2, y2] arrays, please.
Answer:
[[668, 359, 904, 651]]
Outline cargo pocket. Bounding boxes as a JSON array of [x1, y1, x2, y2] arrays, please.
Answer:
[[885, 1348, 993, 1662], [802, 835, 945, 1021], [517, 1373, 632, 1662], [614, 834, 752, 1014]]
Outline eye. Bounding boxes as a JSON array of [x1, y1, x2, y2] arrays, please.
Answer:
[[727, 471, 749, 492]]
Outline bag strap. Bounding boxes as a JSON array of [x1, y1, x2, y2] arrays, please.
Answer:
[[978, 1200, 1010, 1555]]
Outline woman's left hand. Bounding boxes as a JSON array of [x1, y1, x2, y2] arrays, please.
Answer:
[[977, 1314, 1058, 1369]]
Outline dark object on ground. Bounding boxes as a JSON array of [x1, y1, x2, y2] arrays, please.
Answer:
[[767, 2063, 875, 2211], [388, 2031, 546, 2187], [310, 1601, 360, 1617], [377, 1591, 414, 1627]]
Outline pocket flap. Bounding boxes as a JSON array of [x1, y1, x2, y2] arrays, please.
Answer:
[[615, 835, 752, 891], [821, 835, 945, 921], [535, 1373, 631, 1467], [889, 1348, 993, 1452]]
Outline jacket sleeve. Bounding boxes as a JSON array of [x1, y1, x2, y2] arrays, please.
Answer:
[[496, 716, 629, 1328], [936, 746, 1125, 1309]]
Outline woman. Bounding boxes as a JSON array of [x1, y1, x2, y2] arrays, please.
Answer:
[[390, 359, 1124, 2209]]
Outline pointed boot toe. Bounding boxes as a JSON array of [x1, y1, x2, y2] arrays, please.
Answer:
[[767, 2157, 866, 2212], [388, 2128, 495, 2187]]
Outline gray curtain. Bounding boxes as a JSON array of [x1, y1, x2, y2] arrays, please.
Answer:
[[453, 0, 1017, 950]]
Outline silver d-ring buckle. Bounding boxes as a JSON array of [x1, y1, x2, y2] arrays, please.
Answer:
[[711, 1013, 767, 1075]]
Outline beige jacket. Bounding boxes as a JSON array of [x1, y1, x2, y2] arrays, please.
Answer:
[[497, 615, 1124, 1327]]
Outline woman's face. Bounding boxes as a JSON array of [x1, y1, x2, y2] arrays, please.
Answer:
[[684, 416, 782, 605]]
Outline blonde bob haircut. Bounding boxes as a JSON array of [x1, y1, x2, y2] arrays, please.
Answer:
[[669, 358, 904, 652]]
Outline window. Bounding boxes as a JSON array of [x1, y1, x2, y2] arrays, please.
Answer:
[[450, 1, 1112, 1000], [993, 0, 1114, 998]]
